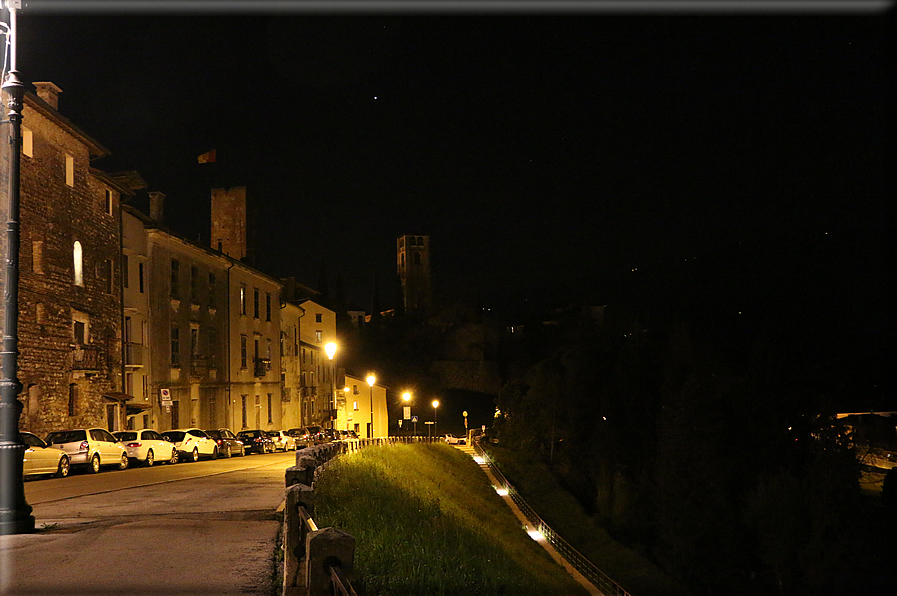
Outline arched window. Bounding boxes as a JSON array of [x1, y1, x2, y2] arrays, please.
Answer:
[[413, 252, 422, 265], [73, 241, 83, 286]]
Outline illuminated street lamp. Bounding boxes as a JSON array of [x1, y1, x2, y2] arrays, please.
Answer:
[[0, 0, 35, 535], [366, 373, 376, 438], [403, 391, 413, 436], [324, 343, 336, 429], [432, 400, 439, 439]]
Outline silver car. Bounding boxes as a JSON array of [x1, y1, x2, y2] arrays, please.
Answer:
[[268, 430, 296, 451], [45, 428, 129, 473]]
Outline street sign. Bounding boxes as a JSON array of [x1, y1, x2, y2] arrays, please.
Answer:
[[403, 406, 411, 420], [160, 388, 171, 406], [411, 415, 418, 423]]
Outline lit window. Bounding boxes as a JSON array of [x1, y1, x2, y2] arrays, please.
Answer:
[[104, 189, 113, 215], [315, 330, 322, 343], [23, 127, 33, 157], [65, 154, 74, 187], [240, 285, 246, 315], [32, 240, 43, 274], [73, 241, 83, 286]]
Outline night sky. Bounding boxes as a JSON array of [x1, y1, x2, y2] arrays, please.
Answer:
[[11, 4, 892, 322]]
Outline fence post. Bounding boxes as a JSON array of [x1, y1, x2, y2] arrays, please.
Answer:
[[305, 527, 356, 596], [283, 483, 317, 595]]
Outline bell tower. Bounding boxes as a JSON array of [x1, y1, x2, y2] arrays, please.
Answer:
[[397, 234, 432, 314]]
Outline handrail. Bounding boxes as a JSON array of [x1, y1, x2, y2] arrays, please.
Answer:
[[474, 439, 633, 596], [329, 565, 359, 596]]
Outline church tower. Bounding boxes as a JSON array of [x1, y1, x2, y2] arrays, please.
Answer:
[[397, 234, 432, 314]]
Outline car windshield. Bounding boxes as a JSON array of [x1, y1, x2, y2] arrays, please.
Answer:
[[162, 431, 185, 443], [239, 431, 260, 438], [114, 432, 137, 441], [205, 430, 222, 439], [46, 430, 86, 444], [306, 426, 321, 434]]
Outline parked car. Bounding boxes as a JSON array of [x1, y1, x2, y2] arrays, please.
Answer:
[[444, 434, 466, 445], [113, 429, 179, 466], [304, 425, 324, 444], [205, 428, 246, 458], [237, 429, 275, 454], [322, 428, 340, 442], [161, 428, 218, 462], [45, 428, 129, 473], [268, 430, 296, 451], [21, 432, 70, 478]]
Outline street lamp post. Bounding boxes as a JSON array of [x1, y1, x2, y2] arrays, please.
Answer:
[[432, 400, 439, 439], [402, 392, 412, 436], [366, 373, 376, 438], [0, 0, 34, 535]]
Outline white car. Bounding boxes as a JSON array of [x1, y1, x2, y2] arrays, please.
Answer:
[[21, 432, 70, 478], [161, 428, 218, 462], [268, 430, 296, 451], [114, 429, 179, 466], [45, 428, 129, 473], [443, 434, 466, 445]]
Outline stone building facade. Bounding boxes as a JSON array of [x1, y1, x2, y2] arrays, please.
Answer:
[[397, 234, 432, 314], [14, 82, 128, 436]]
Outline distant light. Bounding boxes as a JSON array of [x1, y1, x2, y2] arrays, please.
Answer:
[[374, 96, 378, 100], [473, 456, 485, 464], [602, 416, 607, 421], [495, 487, 508, 496]]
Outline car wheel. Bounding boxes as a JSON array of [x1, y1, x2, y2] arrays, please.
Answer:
[[211, 447, 218, 460], [88, 453, 101, 474], [56, 455, 70, 478], [224, 445, 231, 458], [190, 448, 199, 463], [118, 453, 129, 470], [169, 449, 179, 465], [145, 449, 154, 467]]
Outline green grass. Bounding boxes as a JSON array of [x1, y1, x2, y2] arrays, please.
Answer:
[[314, 442, 589, 595], [484, 445, 691, 596]]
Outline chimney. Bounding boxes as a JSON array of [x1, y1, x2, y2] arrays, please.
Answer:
[[33, 82, 63, 110], [149, 191, 165, 224]]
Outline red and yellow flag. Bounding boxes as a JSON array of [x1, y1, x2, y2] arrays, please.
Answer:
[[197, 149, 216, 164]]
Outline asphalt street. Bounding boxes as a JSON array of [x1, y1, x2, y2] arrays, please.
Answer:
[[1, 450, 295, 596]]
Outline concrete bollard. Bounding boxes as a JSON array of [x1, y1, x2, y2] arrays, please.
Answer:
[[305, 527, 355, 596], [283, 483, 317, 595], [285, 465, 309, 488]]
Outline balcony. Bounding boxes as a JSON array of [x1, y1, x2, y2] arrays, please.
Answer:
[[253, 358, 270, 378], [71, 345, 102, 371], [282, 387, 292, 402], [124, 342, 144, 367]]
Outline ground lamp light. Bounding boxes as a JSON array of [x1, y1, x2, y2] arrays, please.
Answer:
[[0, 0, 35, 535], [403, 391, 414, 436], [366, 373, 376, 438]]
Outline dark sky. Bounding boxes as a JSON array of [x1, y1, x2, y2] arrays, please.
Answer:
[[12, 4, 892, 314]]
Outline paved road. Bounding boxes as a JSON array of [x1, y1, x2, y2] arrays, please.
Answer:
[[1, 450, 295, 596]]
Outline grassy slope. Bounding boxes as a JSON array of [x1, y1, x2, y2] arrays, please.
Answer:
[[485, 445, 691, 596], [314, 442, 589, 595]]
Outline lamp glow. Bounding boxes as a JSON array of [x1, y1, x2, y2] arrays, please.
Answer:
[[324, 342, 337, 360]]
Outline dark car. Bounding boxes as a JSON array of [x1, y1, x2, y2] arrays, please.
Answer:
[[237, 429, 275, 454], [304, 425, 324, 444], [205, 428, 246, 458]]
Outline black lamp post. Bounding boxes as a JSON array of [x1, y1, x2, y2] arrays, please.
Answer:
[[0, 0, 35, 535]]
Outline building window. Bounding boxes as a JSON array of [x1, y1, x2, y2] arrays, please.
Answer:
[[190, 326, 200, 359], [315, 330, 322, 343], [122, 254, 129, 288], [267, 394, 273, 424], [170, 259, 180, 298], [68, 384, 78, 416], [22, 126, 33, 157], [240, 284, 246, 315], [266, 293, 271, 322], [315, 313, 322, 323], [32, 240, 43, 274], [104, 189, 113, 215], [353, 401, 358, 411], [170, 326, 180, 367], [209, 328, 217, 365], [73, 241, 83, 286], [190, 265, 199, 303], [253, 288, 259, 319], [240, 335, 247, 368], [241, 395, 248, 428], [138, 262, 145, 293], [208, 273, 216, 307], [65, 153, 74, 187]]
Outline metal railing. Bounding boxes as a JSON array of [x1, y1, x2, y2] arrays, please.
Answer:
[[473, 439, 633, 596]]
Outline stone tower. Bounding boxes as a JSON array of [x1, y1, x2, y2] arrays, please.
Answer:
[[210, 187, 246, 259], [397, 234, 432, 314]]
